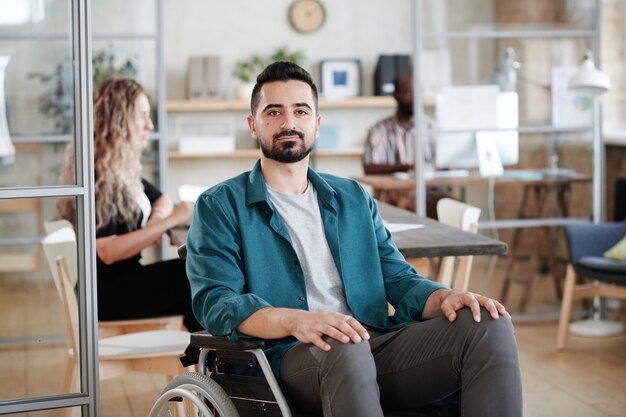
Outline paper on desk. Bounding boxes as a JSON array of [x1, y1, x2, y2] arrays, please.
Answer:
[[178, 184, 208, 202], [383, 221, 424, 233]]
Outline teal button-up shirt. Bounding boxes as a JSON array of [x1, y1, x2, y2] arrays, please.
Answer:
[[186, 160, 447, 376]]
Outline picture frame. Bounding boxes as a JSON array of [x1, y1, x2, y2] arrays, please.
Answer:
[[320, 59, 362, 100]]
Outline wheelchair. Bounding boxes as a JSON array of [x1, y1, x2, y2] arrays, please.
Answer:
[[148, 331, 291, 417], [148, 330, 460, 417], [148, 245, 459, 417]]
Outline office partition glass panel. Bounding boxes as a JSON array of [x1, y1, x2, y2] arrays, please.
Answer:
[[0, 142, 69, 188], [1, 39, 74, 138], [91, 39, 159, 130], [0, 196, 80, 400], [0, 5, 75, 188], [421, 0, 595, 33], [92, 0, 157, 34], [0, 0, 72, 35], [422, 36, 594, 127]]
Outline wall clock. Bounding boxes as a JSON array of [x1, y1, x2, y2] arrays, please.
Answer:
[[288, 0, 326, 34]]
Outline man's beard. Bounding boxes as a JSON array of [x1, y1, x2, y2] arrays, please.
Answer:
[[259, 129, 313, 163], [397, 102, 414, 118]]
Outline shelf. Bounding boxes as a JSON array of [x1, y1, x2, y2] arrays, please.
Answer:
[[168, 148, 364, 160], [604, 128, 626, 146], [167, 96, 417, 112]]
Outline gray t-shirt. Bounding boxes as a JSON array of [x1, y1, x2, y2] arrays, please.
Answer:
[[267, 182, 352, 316]]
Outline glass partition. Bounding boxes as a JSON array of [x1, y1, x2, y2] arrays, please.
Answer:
[[0, 0, 100, 415], [421, 0, 596, 33], [0, 196, 80, 400], [0, 1, 164, 414], [0, 0, 74, 191], [0, 1, 72, 36], [422, 36, 594, 127], [92, 0, 157, 35]]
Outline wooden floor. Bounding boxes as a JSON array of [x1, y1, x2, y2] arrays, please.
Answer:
[[1, 256, 625, 416]]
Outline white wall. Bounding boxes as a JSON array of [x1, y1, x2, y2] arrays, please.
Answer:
[[163, 0, 414, 100], [162, 0, 422, 156]]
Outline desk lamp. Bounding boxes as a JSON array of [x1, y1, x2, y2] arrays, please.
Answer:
[[567, 50, 622, 337], [568, 50, 611, 95], [551, 50, 611, 177], [568, 49, 610, 224]]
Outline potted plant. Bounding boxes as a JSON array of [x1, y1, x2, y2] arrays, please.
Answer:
[[29, 47, 138, 134], [232, 46, 305, 100]]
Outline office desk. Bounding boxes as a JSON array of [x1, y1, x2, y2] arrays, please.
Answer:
[[377, 202, 506, 258], [168, 201, 507, 259], [355, 171, 592, 312], [354, 171, 592, 228]]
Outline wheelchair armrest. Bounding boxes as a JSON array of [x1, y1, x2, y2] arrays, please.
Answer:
[[177, 243, 187, 260], [190, 330, 266, 350]]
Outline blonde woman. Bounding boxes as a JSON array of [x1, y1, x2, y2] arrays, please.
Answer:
[[57, 77, 201, 332]]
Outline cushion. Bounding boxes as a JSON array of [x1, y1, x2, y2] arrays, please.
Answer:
[[604, 233, 626, 261], [579, 256, 626, 273]]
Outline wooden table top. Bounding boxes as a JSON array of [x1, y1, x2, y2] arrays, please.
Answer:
[[377, 202, 507, 258]]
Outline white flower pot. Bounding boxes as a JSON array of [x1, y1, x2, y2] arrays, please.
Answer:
[[235, 82, 255, 101]]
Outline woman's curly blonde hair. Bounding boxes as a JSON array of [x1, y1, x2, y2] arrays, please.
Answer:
[[57, 77, 146, 231]]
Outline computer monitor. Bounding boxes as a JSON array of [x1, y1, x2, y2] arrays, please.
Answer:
[[434, 86, 519, 170]]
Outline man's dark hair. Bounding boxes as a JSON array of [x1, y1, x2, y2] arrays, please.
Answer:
[[250, 61, 319, 115]]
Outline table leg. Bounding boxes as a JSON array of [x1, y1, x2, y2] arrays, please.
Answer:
[[500, 185, 533, 309], [500, 182, 573, 312]]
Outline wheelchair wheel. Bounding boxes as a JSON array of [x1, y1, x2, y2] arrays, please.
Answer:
[[149, 372, 240, 417]]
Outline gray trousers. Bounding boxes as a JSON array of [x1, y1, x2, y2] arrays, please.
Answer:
[[279, 308, 522, 417]]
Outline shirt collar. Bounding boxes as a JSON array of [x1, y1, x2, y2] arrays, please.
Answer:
[[245, 159, 336, 207]]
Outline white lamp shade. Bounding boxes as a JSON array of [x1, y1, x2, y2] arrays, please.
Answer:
[[568, 57, 611, 96]]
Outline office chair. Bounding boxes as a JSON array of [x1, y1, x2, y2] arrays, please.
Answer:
[[43, 220, 184, 337], [556, 221, 626, 350], [436, 198, 481, 291], [42, 229, 192, 417]]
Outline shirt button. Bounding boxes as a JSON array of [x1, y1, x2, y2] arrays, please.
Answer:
[[298, 296, 305, 302]]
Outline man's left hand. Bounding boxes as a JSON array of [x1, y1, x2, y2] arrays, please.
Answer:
[[425, 289, 510, 322]]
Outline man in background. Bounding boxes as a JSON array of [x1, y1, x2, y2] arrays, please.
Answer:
[[363, 72, 449, 218]]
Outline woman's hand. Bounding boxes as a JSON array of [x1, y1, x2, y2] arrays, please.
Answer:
[[96, 201, 194, 265], [147, 195, 175, 226], [167, 201, 193, 227]]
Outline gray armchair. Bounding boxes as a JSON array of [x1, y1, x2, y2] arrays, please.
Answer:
[[556, 221, 626, 350]]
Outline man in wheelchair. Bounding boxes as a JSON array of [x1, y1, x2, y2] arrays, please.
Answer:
[[185, 61, 522, 417]]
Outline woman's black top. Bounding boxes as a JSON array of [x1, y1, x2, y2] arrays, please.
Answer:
[[96, 178, 161, 277]]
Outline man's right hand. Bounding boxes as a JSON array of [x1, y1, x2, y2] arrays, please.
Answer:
[[282, 310, 370, 351], [237, 308, 370, 352]]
